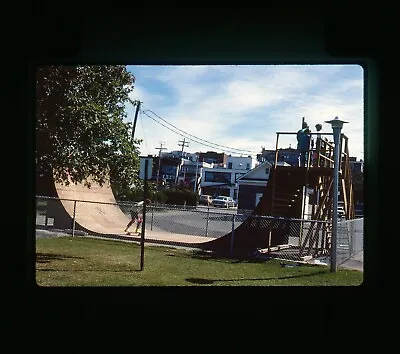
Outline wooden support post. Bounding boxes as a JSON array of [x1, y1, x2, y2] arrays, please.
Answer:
[[299, 178, 333, 255]]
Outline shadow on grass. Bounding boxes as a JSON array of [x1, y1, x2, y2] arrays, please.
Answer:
[[186, 269, 329, 284], [36, 253, 84, 263], [36, 268, 139, 272], [168, 250, 273, 264]]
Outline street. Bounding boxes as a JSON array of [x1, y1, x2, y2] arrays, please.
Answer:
[[145, 206, 247, 238]]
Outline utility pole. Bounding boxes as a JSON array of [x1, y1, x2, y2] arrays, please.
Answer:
[[130, 100, 141, 141], [155, 143, 167, 190], [177, 138, 189, 185], [193, 154, 199, 193], [178, 138, 189, 157]]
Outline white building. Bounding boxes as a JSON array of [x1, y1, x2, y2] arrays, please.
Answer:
[[178, 158, 213, 194], [158, 150, 210, 188], [200, 155, 259, 200]]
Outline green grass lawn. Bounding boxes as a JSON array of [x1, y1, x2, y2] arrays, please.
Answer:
[[35, 236, 363, 286]]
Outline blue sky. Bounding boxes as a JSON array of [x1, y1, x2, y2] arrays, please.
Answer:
[[125, 65, 364, 160]]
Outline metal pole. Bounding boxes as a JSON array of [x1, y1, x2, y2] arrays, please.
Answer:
[[72, 200, 77, 237], [269, 133, 280, 248], [151, 204, 154, 231], [325, 116, 348, 272], [205, 206, 210, 237], [350, 220, 354, 257], [230, 213, 235, 256], [331, 127, 341, 272], [157, 151, 162, 191], [140, 159, 149, 271], [193, 155, 199, 193]]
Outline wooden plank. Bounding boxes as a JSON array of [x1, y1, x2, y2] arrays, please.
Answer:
[[258, 244, 291, 253], [341, 177, 348, 217], [300, 178, 333, 252], [301, 255, 313, 261]]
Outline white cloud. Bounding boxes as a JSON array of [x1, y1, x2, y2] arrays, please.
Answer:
[[127, 86, 166, 111], [127, 65, 364, 160]]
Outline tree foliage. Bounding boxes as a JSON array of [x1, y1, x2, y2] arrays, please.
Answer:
[[163, 188, 198, 206], [36, 65, 141, 191]]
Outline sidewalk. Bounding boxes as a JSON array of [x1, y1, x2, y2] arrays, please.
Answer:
[[339, 251, 364, 272], [131, 229, 217, 245]]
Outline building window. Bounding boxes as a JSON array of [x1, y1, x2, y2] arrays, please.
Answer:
[[228, 162, 232, 169], [204, 171, 231, 184], [235, 173, 244, 182], [265, 168, 269, 175], [246, 163, 250, 170]]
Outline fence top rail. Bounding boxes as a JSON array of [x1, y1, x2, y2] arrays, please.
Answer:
[[246, 215, 331, 223], [36, 195, 134, 206]]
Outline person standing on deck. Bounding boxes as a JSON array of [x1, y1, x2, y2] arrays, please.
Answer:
[[312, 123, 323, 166], [297, 122, 311, 167]]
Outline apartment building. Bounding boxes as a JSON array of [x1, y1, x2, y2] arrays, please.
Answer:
[[257, 146, 300, 166], [349, 156, 364, 173], [200, 155, 258, 200]]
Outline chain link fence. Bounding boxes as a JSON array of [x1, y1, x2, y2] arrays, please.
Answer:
[[35, 196, 363, 266], [336, 218, 364, 266], [146, 204, 252, 238]]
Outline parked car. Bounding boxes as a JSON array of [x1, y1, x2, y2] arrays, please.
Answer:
[[199, 194, 213, 206], [212, 196, 235, 208]]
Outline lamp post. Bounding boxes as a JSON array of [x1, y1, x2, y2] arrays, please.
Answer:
[[325, 116, 348, 272]]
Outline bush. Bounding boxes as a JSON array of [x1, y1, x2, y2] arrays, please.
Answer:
[[151, 191, 168, 204], [163, 189, 197, 206]]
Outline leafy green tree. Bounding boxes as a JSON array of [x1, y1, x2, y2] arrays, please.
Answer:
[[36, 65, 141, 192]]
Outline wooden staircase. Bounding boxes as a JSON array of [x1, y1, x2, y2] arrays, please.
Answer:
[[255, 132, 355, 256], [199, 131, 356, 258]]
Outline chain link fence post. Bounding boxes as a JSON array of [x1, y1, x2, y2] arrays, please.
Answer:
[[205, 206, 210, 237], [230, 213, 235, 256], [72, 200, 77, 237], [151, 203, 154, 231], [45, 206, 49, 226], [350, 219, 354, 256]]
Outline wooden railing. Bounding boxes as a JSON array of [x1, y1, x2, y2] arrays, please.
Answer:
[[271, 131, 355, 221]]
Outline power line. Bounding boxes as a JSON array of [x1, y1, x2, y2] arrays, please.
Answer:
[[145, 108, 259, 154], [143, 108, 260, 155], [142, 111, 255, 156], [139, 109, 150, 153]]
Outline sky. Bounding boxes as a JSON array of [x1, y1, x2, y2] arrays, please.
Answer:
[[125, 65, 364, 161]]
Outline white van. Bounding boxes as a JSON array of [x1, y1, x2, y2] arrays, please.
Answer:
[[199, 195, 213, 206]]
